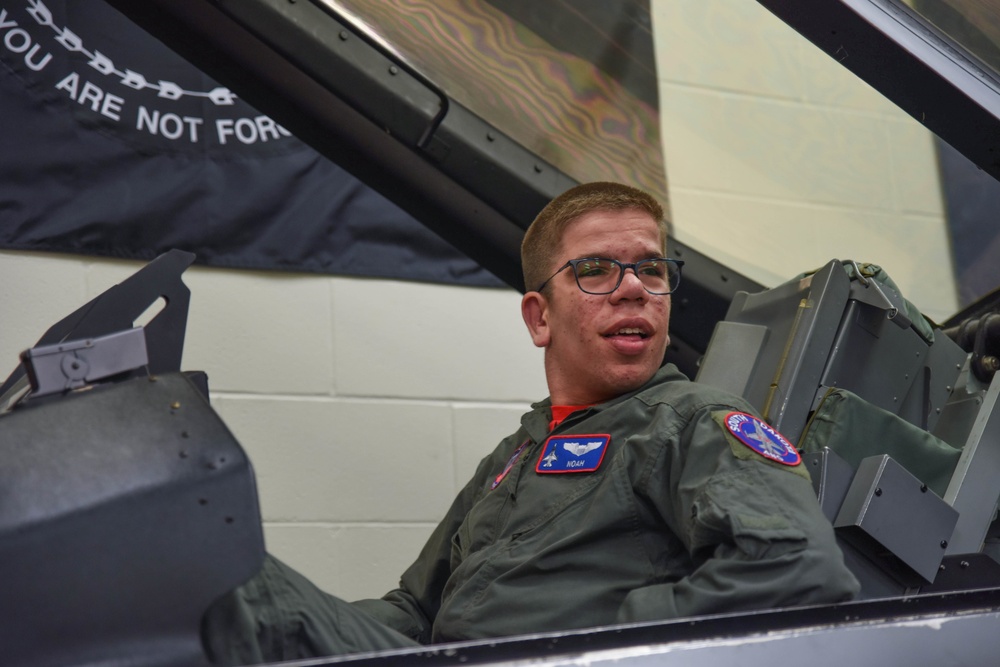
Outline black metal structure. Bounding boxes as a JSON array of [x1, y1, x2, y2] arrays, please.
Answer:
[[0, 249, 195, 411], [0, 373, 265, 667], [0, 251, 265, 667]]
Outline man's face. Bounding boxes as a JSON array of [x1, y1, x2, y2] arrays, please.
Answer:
[[521, 209, 672, 405]]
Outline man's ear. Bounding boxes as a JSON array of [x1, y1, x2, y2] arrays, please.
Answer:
[[521, 291, 551, 348]]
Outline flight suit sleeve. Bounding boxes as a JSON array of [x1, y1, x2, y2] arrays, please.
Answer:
[[617, 406, 860, 623], [350, 454, 494, 643]]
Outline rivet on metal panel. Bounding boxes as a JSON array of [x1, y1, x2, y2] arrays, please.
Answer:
[[941, 540, 949, 548]]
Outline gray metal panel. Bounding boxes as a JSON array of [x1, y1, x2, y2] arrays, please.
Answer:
[[275, 589, 1000, 667], [805, 449, 912, 598], [693, 321, 769, 398], [944, 374, 1000, 555], [697, 260, 851, 443], [819, 300, 928, 418], [755, 262, 850, 440], [835, 455, 958, 584], [21, 328, 149, 397], [933, 360, 989, 449], [922, 553, 1000, 594], [838, 538, 909, 600], [482, 613, 1000, 667], [917, 327, 969, 433], [804, 447, 855, 523]]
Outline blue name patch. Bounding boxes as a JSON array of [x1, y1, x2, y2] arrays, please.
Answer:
[[536, 434, 610, 474], [724, 412, 801, 466]]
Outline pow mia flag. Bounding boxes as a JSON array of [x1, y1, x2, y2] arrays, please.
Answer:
[[0, 0, 502, 286]]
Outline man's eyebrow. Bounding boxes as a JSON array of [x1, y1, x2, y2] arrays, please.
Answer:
[[572, 253, 665, 261]]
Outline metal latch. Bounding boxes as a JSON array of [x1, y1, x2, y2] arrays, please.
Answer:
[[20, 328, 149, 398]]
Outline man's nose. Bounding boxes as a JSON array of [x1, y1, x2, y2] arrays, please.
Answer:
[[612, 268, 647, 300]]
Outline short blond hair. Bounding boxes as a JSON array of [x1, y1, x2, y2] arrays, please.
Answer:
[[521, 182, 667, 292]]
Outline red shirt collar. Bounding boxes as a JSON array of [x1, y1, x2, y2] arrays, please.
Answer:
[[548, 404, 593, 431]]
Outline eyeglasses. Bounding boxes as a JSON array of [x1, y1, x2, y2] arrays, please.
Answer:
[[535, 257, 684, 295]]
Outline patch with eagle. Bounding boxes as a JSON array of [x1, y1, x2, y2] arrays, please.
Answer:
[[723, 412, 801, 466]]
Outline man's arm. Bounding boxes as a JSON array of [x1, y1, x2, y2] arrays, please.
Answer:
[[618, 406, 859, 623], [351, 455, 493, 643]]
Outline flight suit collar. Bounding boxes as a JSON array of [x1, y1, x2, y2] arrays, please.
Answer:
[[520, 364, 686, 442]]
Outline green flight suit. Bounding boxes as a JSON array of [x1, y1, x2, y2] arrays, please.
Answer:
[[204, 365, 859, 663]]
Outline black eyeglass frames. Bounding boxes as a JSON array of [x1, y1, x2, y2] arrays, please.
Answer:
[[535, 257, 684, 295]]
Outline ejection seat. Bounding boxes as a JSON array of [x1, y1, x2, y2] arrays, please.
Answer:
[[696, 259, 1000, 597], [0, 251, 265, 667]]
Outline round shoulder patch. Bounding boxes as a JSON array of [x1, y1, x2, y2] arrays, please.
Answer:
[[724, 412, 801, 466]]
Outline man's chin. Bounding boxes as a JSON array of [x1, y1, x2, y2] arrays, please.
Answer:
[[603, 365, 660, 398]]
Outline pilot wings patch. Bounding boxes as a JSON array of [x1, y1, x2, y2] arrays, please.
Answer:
[[563, 441, 603, 456], [536, 434, 610, 474]]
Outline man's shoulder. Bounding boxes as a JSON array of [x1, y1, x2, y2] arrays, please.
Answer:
[[634, 364, 754, 416]]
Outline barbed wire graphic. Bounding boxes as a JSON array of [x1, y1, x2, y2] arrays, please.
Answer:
[[26, 0, 239, 105]]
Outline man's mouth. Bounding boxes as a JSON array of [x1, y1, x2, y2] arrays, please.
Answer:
[[605, 327, 649, 339]]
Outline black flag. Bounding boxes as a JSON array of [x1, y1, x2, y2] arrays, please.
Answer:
[[0, 0, 503, 286]]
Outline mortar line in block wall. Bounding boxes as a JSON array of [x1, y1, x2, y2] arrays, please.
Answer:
[[208, 391, 534, 408]]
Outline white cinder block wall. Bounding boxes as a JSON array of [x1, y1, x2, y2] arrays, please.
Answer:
[[0, 0, 958, 601], [0, 253, 545, 600], [653, 1, 958, 323]]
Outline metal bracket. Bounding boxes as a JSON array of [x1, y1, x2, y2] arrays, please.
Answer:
[[804, 447, 855, 523], [835, 454, 958, 585], [944, 372, 1000, 554], [847, 260, 912, 331], [21, 329, 148, 398]]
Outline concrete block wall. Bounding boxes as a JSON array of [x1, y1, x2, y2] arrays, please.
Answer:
[[0, 0, 959, 603]]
